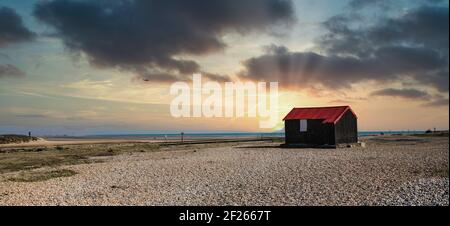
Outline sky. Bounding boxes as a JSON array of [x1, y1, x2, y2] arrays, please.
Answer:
[[0, 0, 448, 135]]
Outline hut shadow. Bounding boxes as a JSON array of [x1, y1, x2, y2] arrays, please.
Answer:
[[236, 145, 281, 149], [279, 143, 337, 149], [236, 144, 337, 149]]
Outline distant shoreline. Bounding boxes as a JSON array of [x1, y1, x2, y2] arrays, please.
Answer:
[[45, 130, 430, 139], [1, 131, 448, 148]]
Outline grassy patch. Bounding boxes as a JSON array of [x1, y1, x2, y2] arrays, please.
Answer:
[[0, 149, 95, 173], [0, 134, 38, 144], [0, 139, 275, 174], [0, 143, 160, 174], [432, 168, 449, 178], [8, 169, 77, 182]]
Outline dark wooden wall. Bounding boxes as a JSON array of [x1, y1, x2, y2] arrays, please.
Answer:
[[285, 119, 335, 145], [334, 110, 358, 144], [284, 119, 300, 144]]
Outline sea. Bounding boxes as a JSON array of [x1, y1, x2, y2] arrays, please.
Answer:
[[82, 130, 426, 140]]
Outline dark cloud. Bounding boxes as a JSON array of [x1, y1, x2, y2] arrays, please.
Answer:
[[319, 6, 448, 58], [263, 44, 289, 55], [371, 88, 449, 107], [370, 6, 448, 53], [239, 45, 446, 89], [0, 6, 35, 47], [370, 88, 430, 99], [0, 64, 25, 78], [416, 69, 449, 93], [239, 5, 449, 94], [321, 4, 450, 91], [33, 0, 294, 82], [422, 95, 450, 107]]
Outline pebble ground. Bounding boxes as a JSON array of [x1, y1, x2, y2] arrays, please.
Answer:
[[0, 136, 448, 206]]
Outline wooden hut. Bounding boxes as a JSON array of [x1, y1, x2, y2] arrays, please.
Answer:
[[283, 106, 358, 145]]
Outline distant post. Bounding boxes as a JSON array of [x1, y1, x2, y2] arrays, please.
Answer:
[[181, 132, 184, 143], [28, 131, 31, 138]]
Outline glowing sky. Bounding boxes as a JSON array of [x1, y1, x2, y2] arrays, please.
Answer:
[[0, 0, 448, 135]]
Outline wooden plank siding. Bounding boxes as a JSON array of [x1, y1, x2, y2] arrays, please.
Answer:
[[334, 110, 358, 144], [284, 119, 335, 145]]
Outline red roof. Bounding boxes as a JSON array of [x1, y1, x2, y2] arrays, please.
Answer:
[[283, 106, 357, 124]]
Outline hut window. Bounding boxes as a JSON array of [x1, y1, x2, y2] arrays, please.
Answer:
[[299, 119, 307, 132]]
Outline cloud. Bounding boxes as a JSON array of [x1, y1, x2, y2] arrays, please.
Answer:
[[0, 6, 35, 47], [322, 5, 448, 57], [371, 88, 449, 107], [370, 88, 430, 99], [422, 95, 450, 107], [239, 45, 446, 89], [130, 67, 231, 83], [33, 0, 294, 82], [348, 0, 391, 10], [0, 64, 26, 78], [15, 114, 49, 119], [239, 5, 449, 94], [348, 0, 447, 12], [328, 99, 355, 104]]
